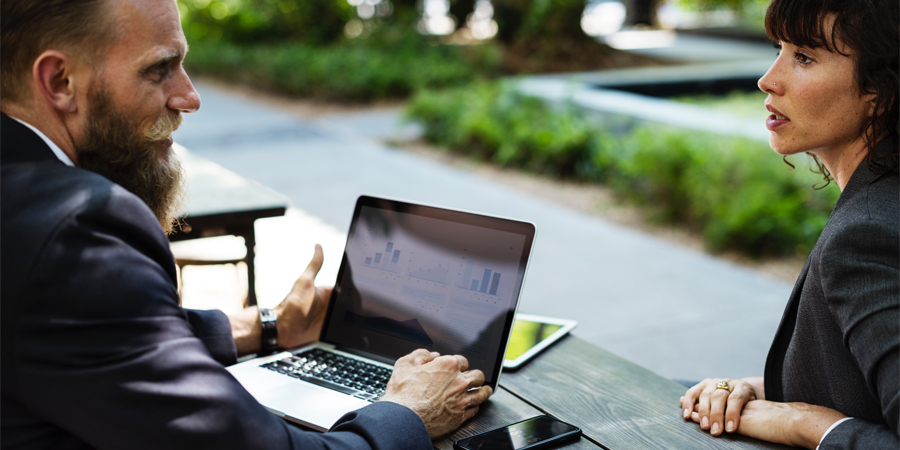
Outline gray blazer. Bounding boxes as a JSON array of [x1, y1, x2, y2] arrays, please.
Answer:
[[764, 151, 899, 449]]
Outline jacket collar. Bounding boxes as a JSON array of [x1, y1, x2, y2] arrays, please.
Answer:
[[833, 139, 894, 214], [1, 112, 63, 166]]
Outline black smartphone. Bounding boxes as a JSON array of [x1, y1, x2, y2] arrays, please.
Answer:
[[453, 415, 582, 450]]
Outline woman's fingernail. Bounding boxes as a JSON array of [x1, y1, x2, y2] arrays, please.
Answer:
[[711, 423, 720, 434], [726, 421, 735, 432], [701, 417, 708, 428], [683, 408, 689, 418]]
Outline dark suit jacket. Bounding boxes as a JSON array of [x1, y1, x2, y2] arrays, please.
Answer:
[[764, 149, 899, 449], [0, 114, 431, 449]]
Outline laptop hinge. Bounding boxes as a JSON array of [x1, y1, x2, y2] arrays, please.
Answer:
[[333, 345, 395, 366]]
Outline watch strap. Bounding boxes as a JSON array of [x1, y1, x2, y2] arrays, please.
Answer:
[[259, 307, 278, 355]]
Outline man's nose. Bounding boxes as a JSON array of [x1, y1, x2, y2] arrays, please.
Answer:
[[167, 67, 201, 113]]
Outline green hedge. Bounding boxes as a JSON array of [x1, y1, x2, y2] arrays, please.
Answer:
[[610, 126, 839, 255], [184, 29, 502, 101], [406, 82, 840, 256], [406, 82, 600, 178]]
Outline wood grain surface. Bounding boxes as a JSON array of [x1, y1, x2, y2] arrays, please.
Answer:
[[433, 387, 599, 450], [499, 336, 792, 450]]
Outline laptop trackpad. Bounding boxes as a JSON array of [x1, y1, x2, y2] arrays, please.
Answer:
[[256, 382, 370, 430]]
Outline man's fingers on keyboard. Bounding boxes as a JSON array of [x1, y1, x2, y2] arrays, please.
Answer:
[[467, 385, 492, 406], [454, 355, 469, 372], [464, 369, 485, 388]]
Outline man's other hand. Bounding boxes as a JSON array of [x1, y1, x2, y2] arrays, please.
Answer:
[[275, 244, 332, 349], [380, 349, 493, 438]]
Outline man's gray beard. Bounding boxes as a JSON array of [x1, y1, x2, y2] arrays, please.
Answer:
[[76, 87, 187, 235]]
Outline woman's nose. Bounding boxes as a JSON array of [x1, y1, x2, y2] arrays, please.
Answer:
[[758, 60, 784, 96]]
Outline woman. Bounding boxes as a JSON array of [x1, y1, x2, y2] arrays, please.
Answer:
[[679, 0, 899, 448]]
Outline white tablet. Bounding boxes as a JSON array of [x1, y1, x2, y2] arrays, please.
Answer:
[[502, 314, 577, 370]]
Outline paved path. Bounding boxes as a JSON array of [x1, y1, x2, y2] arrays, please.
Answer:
[[602, 29, 774, 63], [173, 79, 794, 383]]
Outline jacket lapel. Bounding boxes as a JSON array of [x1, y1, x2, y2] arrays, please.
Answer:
[[763, 257, 810, 402]]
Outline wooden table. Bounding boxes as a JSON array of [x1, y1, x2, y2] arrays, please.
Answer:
[[434, 336, 791, 450], [169, 144, 289, 306]]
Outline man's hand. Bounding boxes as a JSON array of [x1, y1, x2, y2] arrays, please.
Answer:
[[230, 244, 332, 356], [275, 244, 332, 349], [380, 349, 493, 438]]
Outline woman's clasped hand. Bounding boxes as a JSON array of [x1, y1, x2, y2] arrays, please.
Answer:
[[680, 378, 850, 448], [680, 378, 761, 437]]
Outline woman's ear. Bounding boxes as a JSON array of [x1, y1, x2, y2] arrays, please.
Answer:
[[32, 50, 80, 114], [861, 87, 879, 117]]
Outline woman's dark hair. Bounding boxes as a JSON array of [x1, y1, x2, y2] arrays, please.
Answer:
[[765, 0, 899, 183]]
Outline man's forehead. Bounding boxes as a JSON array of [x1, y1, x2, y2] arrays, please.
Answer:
[[108, 0, 186, 65]]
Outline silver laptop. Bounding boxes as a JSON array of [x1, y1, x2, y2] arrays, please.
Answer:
[[227, 195, 537, 431]]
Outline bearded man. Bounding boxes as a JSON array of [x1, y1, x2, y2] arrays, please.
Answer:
[[0, 0, 490, 448]]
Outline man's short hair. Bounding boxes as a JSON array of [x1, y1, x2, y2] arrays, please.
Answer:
[[1, 0, 119, 104]]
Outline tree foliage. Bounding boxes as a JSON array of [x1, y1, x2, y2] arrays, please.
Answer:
[[492, 0, 592, 44], [177, 0, 354, 44]]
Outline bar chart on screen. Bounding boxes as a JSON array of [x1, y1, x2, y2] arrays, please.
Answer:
[[361, 241, 402, 273], [456, 260, 504, 296]]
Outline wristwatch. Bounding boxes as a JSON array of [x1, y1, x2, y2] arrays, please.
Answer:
[[259, 307, 278, 355]]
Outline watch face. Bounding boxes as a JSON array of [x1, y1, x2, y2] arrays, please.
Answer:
[[260, 308, 277, 322]]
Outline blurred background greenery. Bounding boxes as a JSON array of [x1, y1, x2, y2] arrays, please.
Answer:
[[406, 83, 838, 257], [177, 0, 840, 259]]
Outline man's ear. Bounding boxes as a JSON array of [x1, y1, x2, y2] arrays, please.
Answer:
[[32, 50, 81, 114]]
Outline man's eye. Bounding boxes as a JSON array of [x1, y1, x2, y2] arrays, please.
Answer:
[[150, 64, 171, 81]]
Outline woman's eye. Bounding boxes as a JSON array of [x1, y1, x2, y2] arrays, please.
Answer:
[[773, 42, 782, 56], [794, 52, 812, 64]]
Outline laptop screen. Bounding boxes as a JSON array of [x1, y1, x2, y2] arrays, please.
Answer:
[[322, 196, 536, 388]]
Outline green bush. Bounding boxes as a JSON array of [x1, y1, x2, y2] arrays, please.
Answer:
[[184, 29, 502, 101], [177, 0, 353, 45], [406, 82, 841, 257], [607, 126, 839, 256], [672, 90, 769, 120], [406, 82, 600, 178]]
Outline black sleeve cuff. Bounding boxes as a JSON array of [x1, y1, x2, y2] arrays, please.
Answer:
[[330, 401, 431, 449], [184, 309, 238, 366], [818, 417, 899, 449]]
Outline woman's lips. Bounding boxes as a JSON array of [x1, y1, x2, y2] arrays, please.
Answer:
[[765, 105, 790, 131]]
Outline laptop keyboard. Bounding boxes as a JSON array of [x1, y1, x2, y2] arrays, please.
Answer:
[[261, 348, 391, 402]]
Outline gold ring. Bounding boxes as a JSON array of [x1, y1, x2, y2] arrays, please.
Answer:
[[716, 381, 731, 391]]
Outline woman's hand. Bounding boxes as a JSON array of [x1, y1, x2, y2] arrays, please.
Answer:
[[737, 400, 847, 449], [681, 378, 848, 448], [680, 377, 763, 436]]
